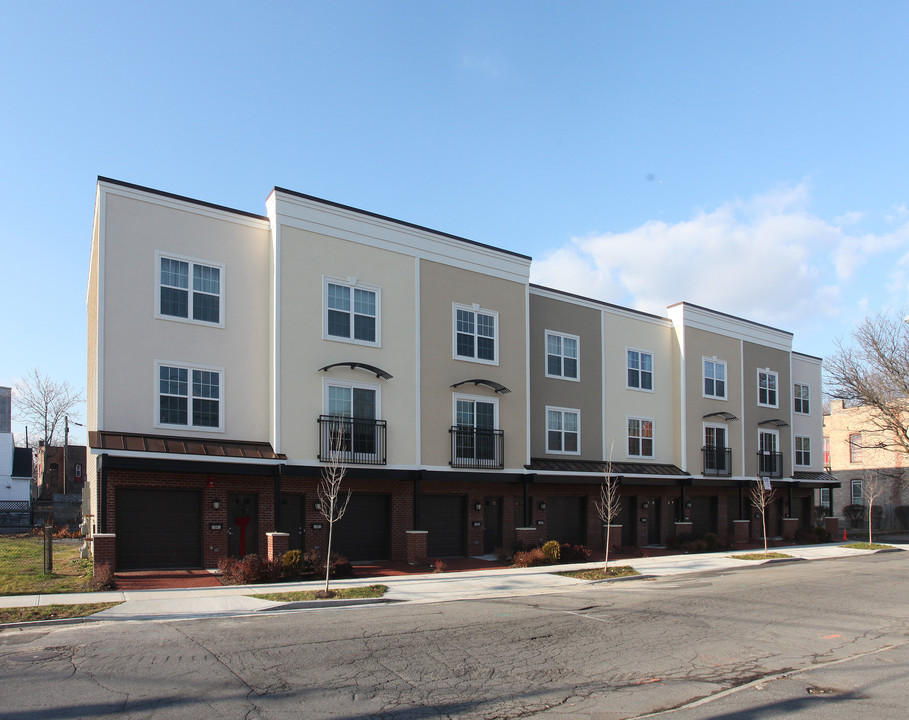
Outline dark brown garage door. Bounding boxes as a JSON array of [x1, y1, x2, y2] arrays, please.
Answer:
[[419, 495, 466, 557], [689, 496, 718, 536], [116, 488, 202, 569], [333, 493, 390, 560], [547, 496, 586, 545]]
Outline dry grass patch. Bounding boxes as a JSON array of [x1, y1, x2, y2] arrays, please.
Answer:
[[0, 536, 94, 596], [250, 584, 387, 602], [557, 566, 640, 580], [842, 542, 895, 550], [0, 602, 121, 624], [730, 552, 793, 560]]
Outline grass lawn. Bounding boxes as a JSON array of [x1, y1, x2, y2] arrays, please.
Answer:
[[250, 584, 387, 602], [557, 566, 640, 580], [843, 542, 895, 550], [0, 603, 121, 625], [730, 552, 793, 560], [0, 535, 95, 596]]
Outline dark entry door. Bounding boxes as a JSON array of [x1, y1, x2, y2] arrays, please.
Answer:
[[277, 494, 305, 551], [228, 493, 259, 558], [648, 499, 662, 544], [483, 496, 503, 554], [116, 488, 201, 569]]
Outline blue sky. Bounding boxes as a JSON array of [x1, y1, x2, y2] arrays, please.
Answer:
[[2, 1, 908, 443]]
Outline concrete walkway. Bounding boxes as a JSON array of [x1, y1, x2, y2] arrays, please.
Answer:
[[1, 542, 904, 624]]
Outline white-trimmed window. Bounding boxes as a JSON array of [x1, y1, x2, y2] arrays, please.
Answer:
[[849, 433, 862, 463], [758, 369, 778, 407], [156, 362, 223, 431], [157, 253, 223, 325], [795, 436, 811, 466], [794, 383, 810, 414], [820, 487, 830, 506], [322, 378, 381, 460], [627, 349, 653, 391], [703, 358, 726, 399], [627, 417, 654, 458], [851, 478, 863, 504], [453, 304, 498, 364], [324, 278, 380, 346], [453, 394, 499, 463], [758, 428, 779, 475], [546, 407, 579, 454], [545, 331, 579, 380]]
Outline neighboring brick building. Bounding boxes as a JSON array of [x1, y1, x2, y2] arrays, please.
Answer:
[[36, 442, 87, 499], [823, 401, 909, 531]]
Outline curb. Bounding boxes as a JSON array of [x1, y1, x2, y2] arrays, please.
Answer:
[[262, 597, 391, 611]]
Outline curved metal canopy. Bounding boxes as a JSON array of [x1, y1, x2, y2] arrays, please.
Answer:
[[319, 362, 393, 380], [758, 418, 790, 428], [702, 411, 739, 422], [450, 379, 511, 395]]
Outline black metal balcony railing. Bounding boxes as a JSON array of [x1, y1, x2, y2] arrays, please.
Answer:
[[449, 426, 504, 469], [318, 415, 387, 465], [757, 450, 783, 478], [702, 445, 732, 476]]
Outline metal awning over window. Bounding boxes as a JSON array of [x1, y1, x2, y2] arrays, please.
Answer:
[[450, 379, 511, 394], [758, 418, 790, 428], [702, 411, 739, 422], [319, 362, 393, 380]]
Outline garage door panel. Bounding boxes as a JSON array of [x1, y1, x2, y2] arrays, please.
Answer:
[[116, 488, 202, 570], [419, 495, 466, 558], [547, 496, 586, 545], [333, 493, 390, 561]]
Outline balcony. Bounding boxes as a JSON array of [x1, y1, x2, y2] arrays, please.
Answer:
[[702, 445, 732, 476], [449, 426, 504, 469], [757, 450, 783, 478], [318, 415, 387, 465]]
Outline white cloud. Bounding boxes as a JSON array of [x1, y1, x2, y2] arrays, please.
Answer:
[[531, 184, 909, 329]]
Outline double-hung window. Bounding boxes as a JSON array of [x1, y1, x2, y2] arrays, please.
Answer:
[[157, 362, 222, 431], [546, 407, 579, 454], [545, 331, 579, 380], [849, 433, 862, 463], [793, 383, 810, 414], [795, 436, 811, 466], [627, 417, 654, 457], [703, 358, 726, 399], [627, 349, 653, 391], [758, 369, 778, 407], [324, 278, 380, 346], [454, 304, 498, 364], [851, 478, 863, 504], [158, 254, 223, 325]]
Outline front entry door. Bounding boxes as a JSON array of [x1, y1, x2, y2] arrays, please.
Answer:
[[277, 494, 305, 551], [228, 493, 259, 558], [483, 496, 503, 554]]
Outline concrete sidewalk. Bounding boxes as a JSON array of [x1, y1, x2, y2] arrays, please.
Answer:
[[1, 542, 904, 624]]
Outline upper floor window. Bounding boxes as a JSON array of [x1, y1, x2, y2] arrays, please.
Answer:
[[321, 379, 384, 463], [157, 362, 222, 431], [849, 433, 862, 463], [158, 254, 223, 325], [851, 478, 863, 504], [758, 369, 778, 407], [546, 407, 579, 454], [794, 383, 810, 414], [454, 304, 498, 364], [795, 436, 811, 466], [627, 349, 653, 391], [703, 358, 726, 399], [324, 278, 380, 346], [545, 331, 579, 380], [627, 417, 654, 458]]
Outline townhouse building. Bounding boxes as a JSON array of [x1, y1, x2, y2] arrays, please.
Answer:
[[86, 178, 834, 570]]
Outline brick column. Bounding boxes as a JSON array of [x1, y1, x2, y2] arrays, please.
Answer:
[[733, 520, 751, 544], [92, 533, 116, 573], [674, 521, 693, 537], [406, 530, 428, 565], [266, 532, 290, 562], [824, 516, 840, 540], [602, 525, 622, 550], [515, 527, 538, 549], [782, 517, 798, 541]]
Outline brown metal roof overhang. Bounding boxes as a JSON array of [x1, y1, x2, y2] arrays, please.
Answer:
[[792, 471, 841, 487], [527, 458, 690, 485], [89, 431, 285, 460]]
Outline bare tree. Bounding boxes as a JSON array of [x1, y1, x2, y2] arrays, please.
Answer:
[[595, 447, 621, 571], [861, 475, 888, 544], [318, 422, 352, 594], [750, 479, 778, 556], [825, 311, 909, 457], [13, 368, 84, 448]]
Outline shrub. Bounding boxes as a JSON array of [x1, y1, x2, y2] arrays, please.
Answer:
[[282, 549, 303, 577], [432, 558, 448, 573], [513, 548, 547, 567], [541, 540, 561, 563], [559, 543, 591, 564], [843, 504, 866, 528], [811, 526, 830, 543], [703, 533, 720, 552], [813, 505, 829, 526], [91, 563, 116, 591], [218, 554, 283, 585]]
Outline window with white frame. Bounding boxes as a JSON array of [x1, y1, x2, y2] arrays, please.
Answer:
[[545, 331, 579, 380], [627, 349, 653, 391], [546, 407, 579, 454], [794, 383, 810, 414], [849, 433, 862, 463], [324, 278, 380, 345], [453, 304, 498, 364], [627, 417, 654, 457], [851, 478, 863, 504], [703, 358, 726, 399], [757, 369, 778, 407], [795, 436, 811, 466], [758, 428, 779, 475], [323, 379, 381, 459], [158, 254, 223, 325], [157, 362, 222, 430], [820, 487, 830, 506], [453, 394, 499, 463]]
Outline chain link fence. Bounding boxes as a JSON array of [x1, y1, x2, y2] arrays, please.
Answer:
[[0, 526, 55, 580]]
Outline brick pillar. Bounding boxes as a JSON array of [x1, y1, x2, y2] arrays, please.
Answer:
[[733, 520, 751, 544], [515, 526, 538, 549], [603, 525, 622, 550], [406, 530, 428, 565], [751, 518, 764, 539], [92, 533, 116, 573], [782, 517, 798, 541], [266, 532, 290, 562], [674, 521, 693, 537]]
